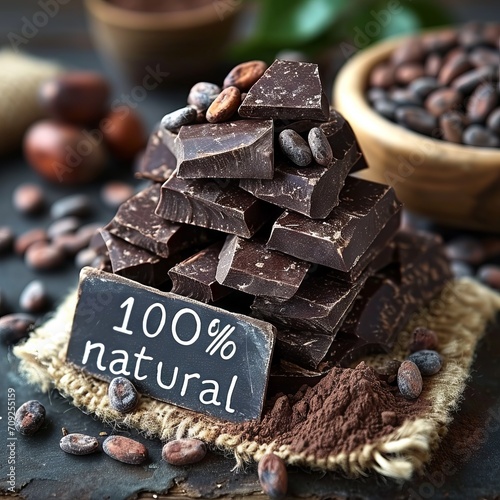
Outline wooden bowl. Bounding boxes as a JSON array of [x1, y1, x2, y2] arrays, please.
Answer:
[[333, 34, 500, 233], [84, 0, 241, 85]]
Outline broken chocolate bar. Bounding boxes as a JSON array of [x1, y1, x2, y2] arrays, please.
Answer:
[[239, 60, 330, 121], [155, 174, 275, 238], [136, 126, 176, 182], [175, 120, 274, 179], [267, 176, 401, 271], [169, 242, 232, 303], [216, 235, 311, 299], [252, 270, 368, 335], [240, 142, 360, 219], [107, 184, 212, 259], [266, 360, 326, 397], [99, 229, 169, 287]]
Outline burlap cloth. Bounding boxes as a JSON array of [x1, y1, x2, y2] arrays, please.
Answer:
[[13, 278, 500, 480], [0, 49, 62, 155]]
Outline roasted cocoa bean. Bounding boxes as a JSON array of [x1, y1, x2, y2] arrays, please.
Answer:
[[487, 107, 500, 134], [15, 228, 48, 256], [440, 111, 465, 143], [463, 124, 500, 147], [369, 63, 395, 89], [437, 51, 472, 85], [13, 184, 45, 215], [391, 38, 425, 66], [101, 181, 134, 208], [373, 98, 397, 120], [445, 236, 485, 264], [425, 88, 463, 117], [390, 88, 421, 107], [47, 216, 81, 239], [451, 260, 474, 278], [0, 313, 35, 345], [258, 453, 288, 500], [223, 60, 267, 91], [206, 86, 241, 123], [397, 360, 423, 399], [425, 53, 443, 78], [467, 83, 498, 123], [452, 65, 497, 95], [308, 127, 333, 166], [60, 433, 100, 455], [469, 47, 500, 67], [477, 264, 500, 289], [409, 327, 438, 353], [15, 400, 46, 435], [279, 129, 312, 166], [108, 377, 139, 413], [395, 106, 437, 136], [50, 194, 93, 220], [0, 227, 14, 254], [102, 435, 148, 464], [75, 248, 98, 268], [162, 438, 207, 465], [161, 106, 197, 131], [408, 77, 441, 100], [187, 82, 221, 110], [395, 63, 425, 85], [25, 242, 66, 271], [408, 350, 443, 376], [19, 280, 49, 313]]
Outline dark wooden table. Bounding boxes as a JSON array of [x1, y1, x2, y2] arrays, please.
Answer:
[[2, 1, 500, 498]]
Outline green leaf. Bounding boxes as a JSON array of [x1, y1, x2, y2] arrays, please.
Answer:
[[253, 0, 350, 45]]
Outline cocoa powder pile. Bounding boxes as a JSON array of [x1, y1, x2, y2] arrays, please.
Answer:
[[224, 362, 428, 458]]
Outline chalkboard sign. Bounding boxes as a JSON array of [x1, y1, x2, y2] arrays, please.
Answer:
[[66, 267, 276, 423]]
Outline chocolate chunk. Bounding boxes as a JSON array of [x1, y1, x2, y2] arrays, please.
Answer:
[[267, 360, 326, 397], [136, 126, 176, 182], [99, 229, 169, 287], [267, 177, 401, 271], [239, 60, 329, 121], [252, 270, 368, 335], [169, 242, 232, 303], [216, 235, 311, 299], [155, 174, 274, 238], [175, 120, 274, 179], [241, 113, 360, 219], [107, 184, 212, 258]]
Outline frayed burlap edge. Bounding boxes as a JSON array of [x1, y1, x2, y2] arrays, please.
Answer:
[[13, 278, 500, 480]]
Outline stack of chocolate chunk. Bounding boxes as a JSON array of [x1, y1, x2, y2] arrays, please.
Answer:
[[93, 59, 451, 392]]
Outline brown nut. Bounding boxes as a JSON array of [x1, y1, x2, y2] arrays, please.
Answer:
[[15, 400, 46, 435], [223, 60, 267, 91], [206, 86, 241, 123], [39, 71, 110, 125], [162, 438, 207, 466], [13, 184, 45, 215], [437, 51, 472, 86], [369, 62, 395, 89], [425, 88, 463, 117], [409, 327, 438, 353], [101, 106, 147, 161], [25, 242, 66, 271], [15, 228, 48, 256], [467, 83, 498, 124], [60, 433, 100, 455], [23, 120, 107, 185], [258, 453, 288, 500], [397, 360, 423, 399]]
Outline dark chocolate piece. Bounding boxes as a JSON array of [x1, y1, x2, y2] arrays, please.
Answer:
[[67, 267, 276, 423], [155, 174, 274, 238], [327, 211, 400, 282], [169, 242, 232, 303], [252, 270, 368, 335], [240, 143, 360, 219], [107, 184, 212, 259], [99, 229, 169, 287], [216, 235, 311, 300], [175, 120, 274, 179], [239, 60, 330, 121], [136, 126, 176, 182], [267, 176, 401, 271]]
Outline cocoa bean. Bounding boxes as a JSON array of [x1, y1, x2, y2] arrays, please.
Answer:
[[19, 280, 49, 313], [279, 129, 312, 167], [391, 38, 425, 66], [467, 83, 498, 123], [452, 66, 497, 95], [161, 106, 197, 131], [438, 52, 472, 86], [408, 350, 442, 376], [425, 88, 463, 117], [440, 111, 465, 143], [369, 63, 395, 89], [477, 264, 500, 289], [162, 438, 207, 465], [258, 453, 288, 500], [0, 227, 14, 254], [395, 107, 437, 136], [0, 313, 35, 345], [15, 400, 46, 435], [223, 60, 267, 91], [50, 194, 93, 220], [395, 63, 425, 85], [308, 127, 333, 166], [101, 181, 134, 208], [102, 435, 148, 464], [408, 77, 440, 100], [60, 433, 100, 455], [409, 327, 438, 353], [187, 82, 221, 110], [108, 377, 139, 413], [47, 216, 81, 239], [15, 229, 48, 256], [487, 107, 500, 134], [206, 86, 241, 123], [25, 242, 66, 271], [13, 184, 45, 215], [463, 124, 500, 147], [397, 360, 423, 399]]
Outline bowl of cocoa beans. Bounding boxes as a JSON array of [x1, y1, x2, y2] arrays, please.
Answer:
[[334, 22, 500, 232]]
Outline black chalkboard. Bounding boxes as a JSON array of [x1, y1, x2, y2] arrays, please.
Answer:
[[66, 267, 276, 422]]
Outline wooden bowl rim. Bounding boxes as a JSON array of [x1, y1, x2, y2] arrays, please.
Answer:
[[333, 31, 500, 163], [84, 0, 240, 31]]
